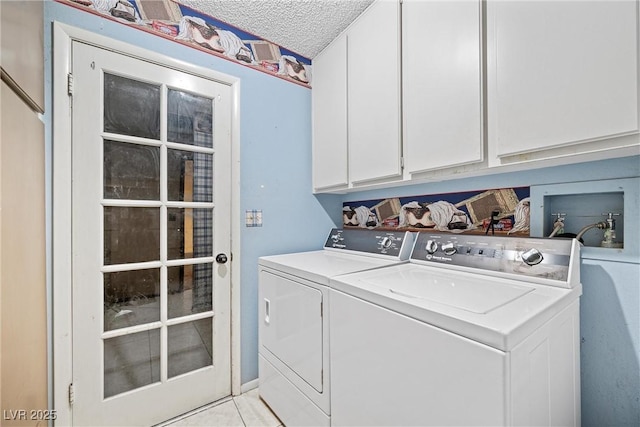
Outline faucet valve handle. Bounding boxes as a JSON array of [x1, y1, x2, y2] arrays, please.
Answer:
[[600, 212, 621, 230], [601, 212, 621, 218]]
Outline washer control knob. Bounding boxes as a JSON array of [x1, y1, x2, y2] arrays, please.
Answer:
[[331, 234, 340, 243], [380, 237, 392, 249], [521, 248, 543, 266], [425, 240, 438, 254], [441, 242, 457, 256]]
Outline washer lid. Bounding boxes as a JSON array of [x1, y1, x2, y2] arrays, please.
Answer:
[[386, 271, 534, 314], [331, 263, 582, 351]]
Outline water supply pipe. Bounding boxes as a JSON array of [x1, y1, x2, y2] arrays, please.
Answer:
[[548, 213, 566, 238], [575, 221, 608, 241]]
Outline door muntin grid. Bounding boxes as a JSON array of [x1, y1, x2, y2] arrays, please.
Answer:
[[101, 73, 216, 397]]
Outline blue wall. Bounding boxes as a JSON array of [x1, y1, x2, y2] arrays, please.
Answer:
[[43, 1, 341, 387], [343, 155, 640, 426], [581, 259, 639, 426]]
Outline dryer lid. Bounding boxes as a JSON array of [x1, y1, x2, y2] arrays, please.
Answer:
[[259, 250, 407, 284]]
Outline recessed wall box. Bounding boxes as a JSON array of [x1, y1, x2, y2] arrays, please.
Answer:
[[530, 177, 638, 263]]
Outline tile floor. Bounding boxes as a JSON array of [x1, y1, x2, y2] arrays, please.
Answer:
[[157, 388, 282, 427]]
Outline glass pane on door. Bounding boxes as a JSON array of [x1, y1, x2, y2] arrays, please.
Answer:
[[104, 74, 161, 139], [104, 206, 160, 265], [167, 208, 213, 260], [104, 268, 161, 331], [168, 319, 213, 378], [167, 89, 213, 147], [104, 140, 160, 200], [167, 263, 213, 319], [104, 329, 161, 398], [167, 149, 213, 202]]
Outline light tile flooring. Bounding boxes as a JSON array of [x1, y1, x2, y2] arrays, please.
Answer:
[[157, 388, 282, 427]]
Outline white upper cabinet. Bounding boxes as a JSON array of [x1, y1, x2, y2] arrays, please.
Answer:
[[312, 0, 639, 193], [487, 0, 639, 161], [347, 0, 402, 185], [312, 35, 348, 191], [403, 0, 483, 175]]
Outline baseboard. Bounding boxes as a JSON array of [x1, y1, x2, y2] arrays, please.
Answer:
[[240, 378, 259, 394]]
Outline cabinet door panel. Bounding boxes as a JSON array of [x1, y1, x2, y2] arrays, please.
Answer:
[[489, 0, 638, 157], [403, 0, 483, 174], [312, 36, 348, 191], [1, 81, 47, 420], [348, 0, 402, 184]]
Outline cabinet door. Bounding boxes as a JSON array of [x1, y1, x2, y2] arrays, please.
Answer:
[[1, 81, 47, 422], [0, 0, 44, 112], [347, 0, 402, 185], [403, 0, 483, 174], [312, 35, 348, 191], [488, 0, 639, 158]]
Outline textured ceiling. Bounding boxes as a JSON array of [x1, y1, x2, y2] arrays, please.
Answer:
[[177, 0, 375, 59]]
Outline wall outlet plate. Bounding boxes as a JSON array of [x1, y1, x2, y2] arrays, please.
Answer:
[[246, 210, 263, 227]]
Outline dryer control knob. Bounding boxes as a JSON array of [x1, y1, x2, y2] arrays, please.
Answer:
[[521, 248, 543, 266], [441, 242, 457, 256], [380, 237, 392, 249], [425, 240, 438, 254]]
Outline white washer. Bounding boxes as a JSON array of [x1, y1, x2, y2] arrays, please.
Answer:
[[330, 232, 582, 426], [258, 228, 414, 427]]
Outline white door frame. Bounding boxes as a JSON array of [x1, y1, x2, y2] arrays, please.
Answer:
[[52, 22, 242, 426]]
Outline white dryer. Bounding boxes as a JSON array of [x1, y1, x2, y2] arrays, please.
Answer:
[[330, 232, 582, 426], [258, 228, 414, 427]]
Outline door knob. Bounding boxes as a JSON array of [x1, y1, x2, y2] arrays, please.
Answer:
[[215, 253, 228, 264]]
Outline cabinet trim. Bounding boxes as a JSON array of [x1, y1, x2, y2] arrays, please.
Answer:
[[0, 68, 44, 113], [495, 133, 640, 166]]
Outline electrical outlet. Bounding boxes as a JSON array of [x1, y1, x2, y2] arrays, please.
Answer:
[[246, 210, 263, 227]]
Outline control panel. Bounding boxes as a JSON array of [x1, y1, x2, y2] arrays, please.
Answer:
[[410, 233, 575, 282], [324, 228, 414, 260]]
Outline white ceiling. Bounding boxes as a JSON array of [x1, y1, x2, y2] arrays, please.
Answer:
[[177, 0, 375, 59]]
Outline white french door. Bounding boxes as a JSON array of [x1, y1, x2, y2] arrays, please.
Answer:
[[71, 41, 231, 426]]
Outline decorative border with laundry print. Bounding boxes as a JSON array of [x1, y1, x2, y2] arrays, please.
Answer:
[[343, 187, 531, 236], [55, 0, 312, 87]]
